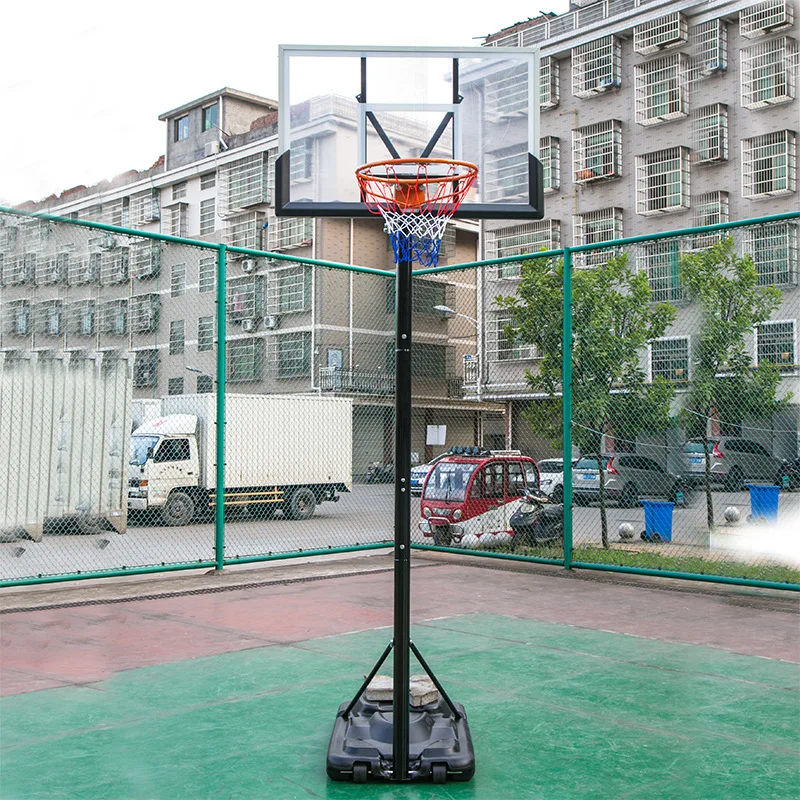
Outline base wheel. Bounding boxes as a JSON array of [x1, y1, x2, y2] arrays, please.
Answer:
[[353, 763, 368, 783], [432, 764, 447, 784]]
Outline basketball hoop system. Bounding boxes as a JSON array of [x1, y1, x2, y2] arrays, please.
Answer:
[[356, 158, 478, 267]]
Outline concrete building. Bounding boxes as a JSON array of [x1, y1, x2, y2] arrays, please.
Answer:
[[0, 89, 504, 477], [477, 0, 799, 459]]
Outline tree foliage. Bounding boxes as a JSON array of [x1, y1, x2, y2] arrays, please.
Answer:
[[495, 252, 678, 454], [678, 236, 787, 435]]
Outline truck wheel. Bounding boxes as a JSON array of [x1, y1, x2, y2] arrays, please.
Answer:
[[162, 491, 196, 526], [286, 488, 316, 520]]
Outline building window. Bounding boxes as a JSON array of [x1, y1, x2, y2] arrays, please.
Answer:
[[198, 316, 214, 352], [199, 255, 215, 294], [633, 12, 688, 54], [693, 105, 728, 164], [741, 131, 797, 198], [6, 301, 30, 337], [171, 263, 186, 297], [571, 36, 621, 98], [691, 19, 727, 78], [202, 103, 219, 132], [200, 172, 216, 190], [278, 332, 311, 378], [635, 147, 690, 215], [741, 37, 797, 109], [634, 54, 689, 126], [540, 137, 560, 193], [651, 338, 690, 383], [36, 300, 63, 337], [572, 120, 622, 183], [693, 192, 730, 228], [130, 190, 160, 226], [130, 294, 159, 334], [739, 0, 794, 39], [169, 320, 185, 355], [172, 182, 187, 201], [573, 208, 623, 267], [220, 153, 269, 213], [484, 144, 528, 202], [636, 240, 684, 303], [101, 248, 129, 285], [273, 266, 311, 313], [225, 211, 265, 250], [540, 56, 559, 110], [266, 213, 313, 251], [757, 321, 796, 370], [290, 138, 314, 184], [168, 377, 184, 395], [197, 375, 214, 393], [70, 300, 95, 336], [385, 277, 451, 315], [690, 192, 730, 249], [174, 116, 189, 142], [134, 351, 158, 388], [199, 198, 216, 235], [130, 242, 160, 280], [228, 339, 264, 383], [488, 312, 538, 362], [227, 276, 264, 324], [486, 221, 561, 271], [101, 300, 128, 335], [167, 203, 188, 238], [743, 222, 798, 286]]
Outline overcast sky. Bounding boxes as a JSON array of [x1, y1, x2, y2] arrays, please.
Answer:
[[1, 0, 570, 206]]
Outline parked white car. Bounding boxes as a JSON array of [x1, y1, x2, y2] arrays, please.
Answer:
[[536, 458, 575, 504]]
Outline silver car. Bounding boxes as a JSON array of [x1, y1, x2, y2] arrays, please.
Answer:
[[573, 454, 686, 508], [682, 437, 784, 491]]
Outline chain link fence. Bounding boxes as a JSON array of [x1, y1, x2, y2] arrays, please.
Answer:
[[1, 207, 798, 588]]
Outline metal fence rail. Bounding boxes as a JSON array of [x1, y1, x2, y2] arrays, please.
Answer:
[[0, 206, 798, 590]]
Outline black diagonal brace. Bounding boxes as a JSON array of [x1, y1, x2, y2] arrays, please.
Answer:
[[365, 112, 402, 160], [420, 112, 454, 159]]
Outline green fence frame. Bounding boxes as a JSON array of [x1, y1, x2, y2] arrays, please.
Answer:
[[0, 205, 798, 591]]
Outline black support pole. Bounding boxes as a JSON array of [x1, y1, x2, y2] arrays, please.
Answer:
[[392, 258, 413, 781]]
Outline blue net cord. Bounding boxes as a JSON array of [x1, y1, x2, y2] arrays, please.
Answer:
[[390, 231, 442, 267]]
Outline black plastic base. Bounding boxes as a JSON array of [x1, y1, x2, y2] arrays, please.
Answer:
[[326, 696, 475, 783]]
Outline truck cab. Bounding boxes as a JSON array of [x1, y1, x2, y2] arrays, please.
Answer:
[[129, 415, 200, 521], [418, 449, 539, 548]]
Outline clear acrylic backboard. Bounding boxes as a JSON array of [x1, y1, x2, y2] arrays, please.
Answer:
[[276, 45, 543, 220]]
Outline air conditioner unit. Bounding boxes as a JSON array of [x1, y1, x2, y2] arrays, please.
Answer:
[[100, 234, 118, 250], [241, 259, 257, 273], [263, 315, 279, 330], [204, 141, 222, 157], [241, 318, 255, 332]]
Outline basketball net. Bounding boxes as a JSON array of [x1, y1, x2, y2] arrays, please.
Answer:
[[356, 158, 478, 268]]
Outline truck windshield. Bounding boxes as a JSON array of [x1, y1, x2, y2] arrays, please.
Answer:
[[130, 436, 160, 465], [423, 463, 477, 502]]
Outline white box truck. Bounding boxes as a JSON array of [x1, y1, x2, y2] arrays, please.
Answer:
[[0, 351, 131, 541], [128, 394, 353, 525]]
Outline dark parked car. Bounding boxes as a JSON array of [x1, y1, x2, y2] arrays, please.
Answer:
[[682, 437, 785, 491], [573, 454, 688, 508]]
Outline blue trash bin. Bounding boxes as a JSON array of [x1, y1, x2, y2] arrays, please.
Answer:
[[745, 484, 780, 523], [640, 500, 674, 543]]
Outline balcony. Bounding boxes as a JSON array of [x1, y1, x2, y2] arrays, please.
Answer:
[[319, 366, 395, 396]]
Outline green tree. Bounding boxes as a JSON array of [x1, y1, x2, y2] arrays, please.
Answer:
[[496, 253, 677, 548], [678, 237, 786, 528]]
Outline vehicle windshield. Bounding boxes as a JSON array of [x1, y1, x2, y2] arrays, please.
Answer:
[[538, 460, 563, 474], [684, 441, 716, 454], [130, 435, 160, 465], [575, 457, 611, 471], [423, 462, 478, 502]]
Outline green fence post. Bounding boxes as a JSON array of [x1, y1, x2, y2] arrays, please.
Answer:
[[215, 245, 227, 571], [562, 248, 573, 571]]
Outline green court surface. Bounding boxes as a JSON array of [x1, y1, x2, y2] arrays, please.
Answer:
[[1, 612, 798, 799]]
